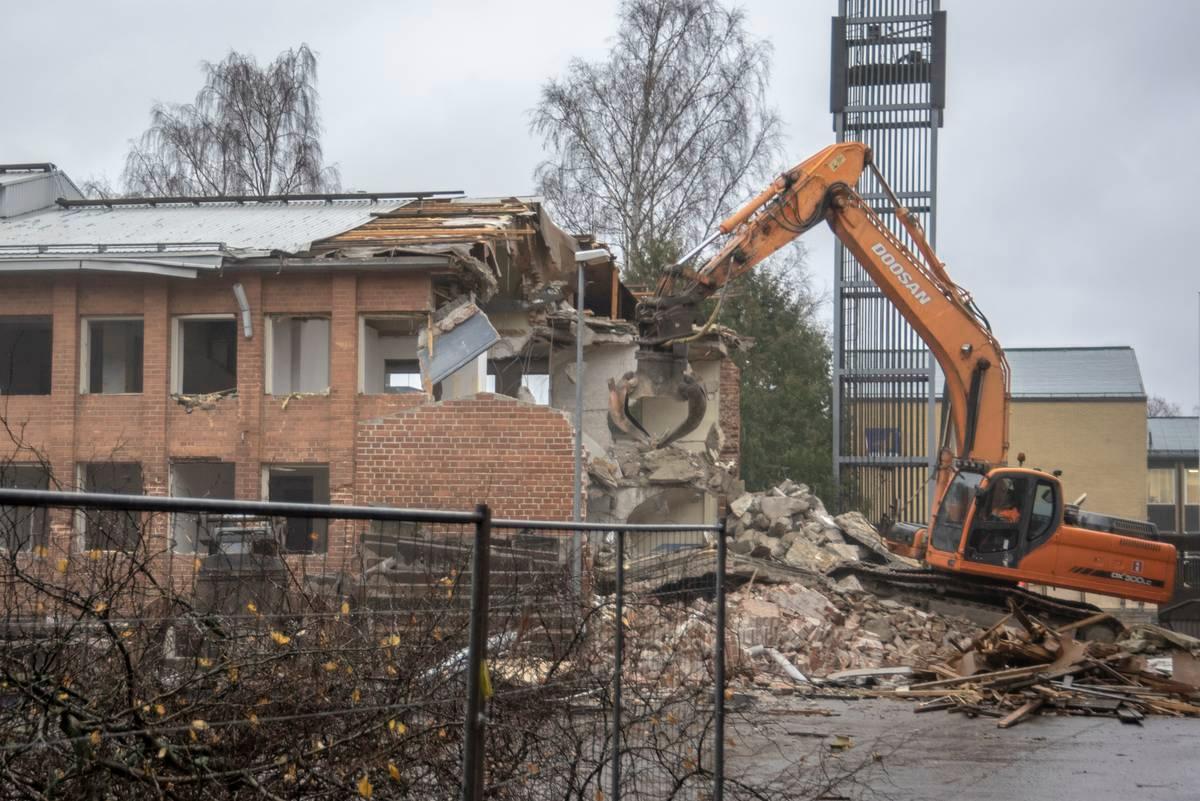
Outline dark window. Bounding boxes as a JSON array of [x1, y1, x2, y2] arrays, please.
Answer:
[[0, 465, 50, 551], [179, 319, 237, 395], [81, 463, 143, 551], [266, 466, 329, 554], [1147, 505, 1176, 534], [86, 319, 143, 394], [0, 317, 52, 395]]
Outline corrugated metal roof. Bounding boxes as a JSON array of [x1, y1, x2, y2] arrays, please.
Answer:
[[1149, 417, 1199, 457], [936, 346, 1147, 399], [1005, 347, 1146, 399], [0, 198, 411, 258]]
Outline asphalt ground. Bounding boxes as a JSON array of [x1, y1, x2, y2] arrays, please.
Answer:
[[727, 696, 1197, 801]]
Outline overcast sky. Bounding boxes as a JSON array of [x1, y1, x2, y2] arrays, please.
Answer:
[[3, 1, 1198, 410]]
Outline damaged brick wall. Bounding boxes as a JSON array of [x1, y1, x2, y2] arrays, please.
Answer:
[[356, 395, 575, 520], [719, 359, 741, 469]]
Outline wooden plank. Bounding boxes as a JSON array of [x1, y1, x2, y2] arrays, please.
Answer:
[[909, 664, 1045, 691], [997, 698, 1044, 729]]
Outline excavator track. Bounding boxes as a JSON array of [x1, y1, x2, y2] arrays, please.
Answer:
[[828, 563, 1114, 634]]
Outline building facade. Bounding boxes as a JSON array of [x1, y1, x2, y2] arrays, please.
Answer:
[[0, 166, 741, 571]]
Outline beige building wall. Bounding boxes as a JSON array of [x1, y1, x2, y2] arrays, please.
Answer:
[[1007, 399, 1150, 613], [1008, 400, 1147, 521]]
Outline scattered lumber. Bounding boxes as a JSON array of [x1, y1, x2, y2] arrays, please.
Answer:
[[874, 599, 1200, 727]]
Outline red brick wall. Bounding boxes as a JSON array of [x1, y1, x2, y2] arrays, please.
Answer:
[[719, 359, 741, 471], [0, 268, 439, 563], [356, 394, 575, 520]]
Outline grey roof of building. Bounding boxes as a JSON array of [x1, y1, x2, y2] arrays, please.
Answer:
[[1148, 416, 1199, 457], [0, 198, 412, 259], [1004, 347, 1146, 399], [938, 347, 1146, 399]]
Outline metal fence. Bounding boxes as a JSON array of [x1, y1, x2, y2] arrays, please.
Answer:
[[0, 488, 726, 800]]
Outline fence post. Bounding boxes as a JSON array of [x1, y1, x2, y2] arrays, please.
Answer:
[[611, 528, 625, 801], [713, 518, 728, 801], [462, 503, 492, 801]]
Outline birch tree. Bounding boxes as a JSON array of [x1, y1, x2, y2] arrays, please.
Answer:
[[532, 0, 781, 283], [123, 44, 339, 197]]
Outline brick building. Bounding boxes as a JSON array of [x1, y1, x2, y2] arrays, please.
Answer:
[[0, 164, 742, 565]]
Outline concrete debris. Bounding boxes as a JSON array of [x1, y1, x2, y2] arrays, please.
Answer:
[[587, 440, 739, 526], [728, 480, 916, 573]]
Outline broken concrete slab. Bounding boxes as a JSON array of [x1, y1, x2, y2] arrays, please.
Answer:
[[729, 493, 755, 518], [760, 495, 809, 524]]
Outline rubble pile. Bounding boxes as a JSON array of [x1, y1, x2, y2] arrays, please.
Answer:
[[725, 479, 912, 574], [730, 582, 979, 679], [886, 609, 1200, 726]]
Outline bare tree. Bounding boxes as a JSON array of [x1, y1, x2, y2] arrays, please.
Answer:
[[123, 44, 339, 197], [1148, 395, 1183, 417], [531, 0, 781, 282], [78, 174, 119, 200]]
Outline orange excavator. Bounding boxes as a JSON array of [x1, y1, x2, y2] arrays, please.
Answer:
[[621, 141, 1175, 623]]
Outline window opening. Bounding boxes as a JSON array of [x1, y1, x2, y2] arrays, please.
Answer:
[[487, 358, 550, 405], [0, 316, 52, 395], [265, 465, 329, 554], [267, 316, 329, 394], [1147, 467, 1176, 505], [361, 316, 425, 394], [83, 319, 143, 394], [80, 463, 143, 551], [176, 318, 237, 395], [385, 359, 423, 393], [170, 462, 235, 553], [0, 464, 50, 551]]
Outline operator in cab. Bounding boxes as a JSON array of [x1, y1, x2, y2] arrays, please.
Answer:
[[988, 478, 1021, 524]]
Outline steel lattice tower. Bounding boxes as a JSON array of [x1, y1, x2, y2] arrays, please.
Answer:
[[830, 0, 947, 521]]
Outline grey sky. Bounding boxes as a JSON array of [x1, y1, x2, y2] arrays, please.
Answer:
[[3, 0, 1198, 410]]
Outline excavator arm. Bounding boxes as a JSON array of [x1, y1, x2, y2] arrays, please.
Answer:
[[643, 142, 1009, 468]]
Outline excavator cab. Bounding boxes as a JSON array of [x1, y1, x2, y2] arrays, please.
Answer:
[[925, 467, 1064, 569], [956, 469, 1062, 570]]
